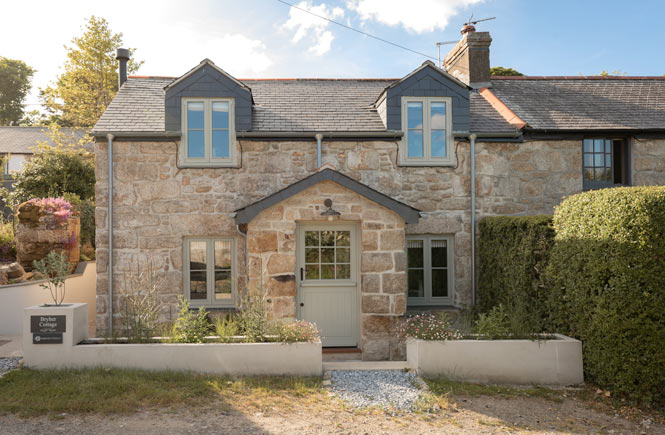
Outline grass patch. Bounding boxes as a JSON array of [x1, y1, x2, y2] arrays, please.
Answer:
[[0, 368, 323, 417], [424, 378, 562, 402]]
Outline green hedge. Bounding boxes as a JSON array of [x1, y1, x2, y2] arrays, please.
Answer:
[[477, 215, 554, 333], [546, 186, 665, 405]]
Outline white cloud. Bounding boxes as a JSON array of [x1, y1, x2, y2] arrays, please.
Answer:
[[282, 1, 344, 56], [0, 1, 272, 109], [347, 0, 485, 33]]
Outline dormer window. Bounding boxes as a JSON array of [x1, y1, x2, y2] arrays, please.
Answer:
[[181, 98, 235, 166], [400, 97, 453, 166]]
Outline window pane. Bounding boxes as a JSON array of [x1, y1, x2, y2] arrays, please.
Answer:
[[321, 248, 334, 263], [594, 153, 604, 168], [430, 102, 446, 129], [431, 240, 447, 267], [187, 130, 205, 158], [214, 270, 232, 300], [305, 231, 319, 246], [407, 239, 424, 268], [432, 269, 448, 298], [214, 240, 231, 269], [321, 231, 334, 246], [584, 168, 594, 181], [187, 102, 204, 129], [583, 154, 593, 167], [212, 102, 229, 129], [408, 269, 424, 298], [212, 130, 229, 158], [594, 139, 604, 153], [335, 231, 350, 246], [604, 140, 611, 153], [190, 271, 207, 299], [583, 139, 593, 153], [305, 248, 319, 263], [189, 241, 207, 265], [321, 264, 335, 279], [431, 130, 447, 157], [407, 102, 423, 129], [408, 130, 423, 157], [305, 264, 319, 280], [336, 247, 350, 263], [336, 264, 350, 279]]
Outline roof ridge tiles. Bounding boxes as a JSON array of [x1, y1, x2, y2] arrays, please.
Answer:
[[493, 75, 665, 80]]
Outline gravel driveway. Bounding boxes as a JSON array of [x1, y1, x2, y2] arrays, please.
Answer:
[[0, 358, 20, 376], [329, 370, 424, 410]]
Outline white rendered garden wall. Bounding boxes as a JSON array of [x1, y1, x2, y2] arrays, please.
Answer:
[[407, 336, 584, 385], [22, 303, 322, 377], [0, 262, 96, 336]]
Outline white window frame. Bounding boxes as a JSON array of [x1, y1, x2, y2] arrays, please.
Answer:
[[406, 235, 454, 306], [181, 97, 236, 167], [400, 96, 454, 166], [183, 237, 236, 308]]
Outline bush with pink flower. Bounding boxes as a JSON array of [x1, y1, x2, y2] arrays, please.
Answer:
[[26, 197, 73, 223]]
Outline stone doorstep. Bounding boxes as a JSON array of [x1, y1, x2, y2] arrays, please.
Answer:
[[323, 361, 409, 371]]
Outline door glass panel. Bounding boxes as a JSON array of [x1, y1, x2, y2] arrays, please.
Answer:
[[302, 229, 352, 280]]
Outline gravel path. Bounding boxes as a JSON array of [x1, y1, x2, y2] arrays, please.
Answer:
[[329, 370, 424, 411], [0, 357, 21, 376]]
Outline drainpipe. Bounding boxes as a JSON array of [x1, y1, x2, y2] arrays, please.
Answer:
[[469, 133, 477, 306], [106, 133, 115, 334], [315, 133, 323, 168]]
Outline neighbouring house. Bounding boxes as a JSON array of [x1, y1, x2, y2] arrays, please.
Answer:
[[0, 126, 88, 175], [91, 29, 665, 360]]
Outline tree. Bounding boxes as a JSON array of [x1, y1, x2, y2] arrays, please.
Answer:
[[599, 69, 627, 76], [490, 66, 523, 76], [41, 16, 142, 127], [0, 58, 35, 125]]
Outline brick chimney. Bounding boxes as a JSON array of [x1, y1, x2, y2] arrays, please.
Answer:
[[443, 29, 492, 89]]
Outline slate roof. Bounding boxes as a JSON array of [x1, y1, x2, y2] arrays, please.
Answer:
[[0, 127, 89, 153], [491, 77, 665, 131], [92, 76, 515, 135]]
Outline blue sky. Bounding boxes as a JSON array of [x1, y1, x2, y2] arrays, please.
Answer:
[[3, 0, 664, 108]]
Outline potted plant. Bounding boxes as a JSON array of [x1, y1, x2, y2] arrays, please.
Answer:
[[32, 250, 71, 306]]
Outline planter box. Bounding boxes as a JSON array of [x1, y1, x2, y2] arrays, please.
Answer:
[[23, 303, 322, 377], [407, 334, 583, 385]]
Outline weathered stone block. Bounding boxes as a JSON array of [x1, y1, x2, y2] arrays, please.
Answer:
[[266, 253, 296, 275], [362, 295, 390, 314], [361, 274, 380, 293], [361, 252, 392, 273], [267, 275, 296, 297], [379, 230, 404, 251], [382, 272, 406, 294], [248, 231, 278, 253]]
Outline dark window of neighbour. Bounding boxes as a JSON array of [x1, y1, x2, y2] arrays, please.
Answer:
[[583, 138, 629, 190]]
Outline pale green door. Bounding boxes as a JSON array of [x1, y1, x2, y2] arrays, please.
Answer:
[[296, 224, 359, 347]]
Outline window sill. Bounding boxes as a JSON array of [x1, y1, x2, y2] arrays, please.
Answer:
[[180, 163, 239, 169], [398, 161, 455, 167], [407, 304, 458, 312], [188, 305, 237, 312]]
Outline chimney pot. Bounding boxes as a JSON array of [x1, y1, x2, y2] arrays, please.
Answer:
[[116, 48, 130, 88]]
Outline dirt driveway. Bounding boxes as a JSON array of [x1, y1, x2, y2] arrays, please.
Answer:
[[1, 393, 661, 434]]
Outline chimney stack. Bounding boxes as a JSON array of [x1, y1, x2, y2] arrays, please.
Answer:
[[443, 29, 492, 89], [116, 48, 130, 88]]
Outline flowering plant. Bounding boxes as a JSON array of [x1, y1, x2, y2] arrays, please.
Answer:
[[27, 197, 73, 223], [275, 320, 320, 343], [398, 312, 462, 341]]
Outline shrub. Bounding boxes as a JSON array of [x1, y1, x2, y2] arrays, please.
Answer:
[[32, 250, 71, 306], [237, 288, 273, 343], [275, 320, 319, 343], [398, 312, 462, 341], [120, 260, 163, 343], [0, 219, 15, 263], [473, 304, 511, 339], [545, 186, 665, 406], [26, 197, 73, 223], [170, 296, 211, 343], [62, 193, 95, 248], [477, 215, 554, 334], [214, 314, 240, 343]]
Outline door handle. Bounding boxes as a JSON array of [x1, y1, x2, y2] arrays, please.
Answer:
[[300, 302, 304, 307], [300, 268, 304, 280]]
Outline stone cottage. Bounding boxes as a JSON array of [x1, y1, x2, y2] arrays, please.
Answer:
[[92, 29, 665, 360]]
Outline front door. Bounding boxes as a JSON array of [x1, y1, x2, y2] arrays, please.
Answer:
[[296, 223, 359, 347]]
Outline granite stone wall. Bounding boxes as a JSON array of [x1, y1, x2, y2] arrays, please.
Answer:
[[94, 136, 665, 353]]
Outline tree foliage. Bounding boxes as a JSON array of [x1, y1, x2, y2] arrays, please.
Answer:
[[40, 16, 142, 127], [489, 66, 523, 76], [0, 57, 35, 125], [2, 125, 95, 207]]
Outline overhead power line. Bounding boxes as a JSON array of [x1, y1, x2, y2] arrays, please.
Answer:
[[275, 0, 438, 61]]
